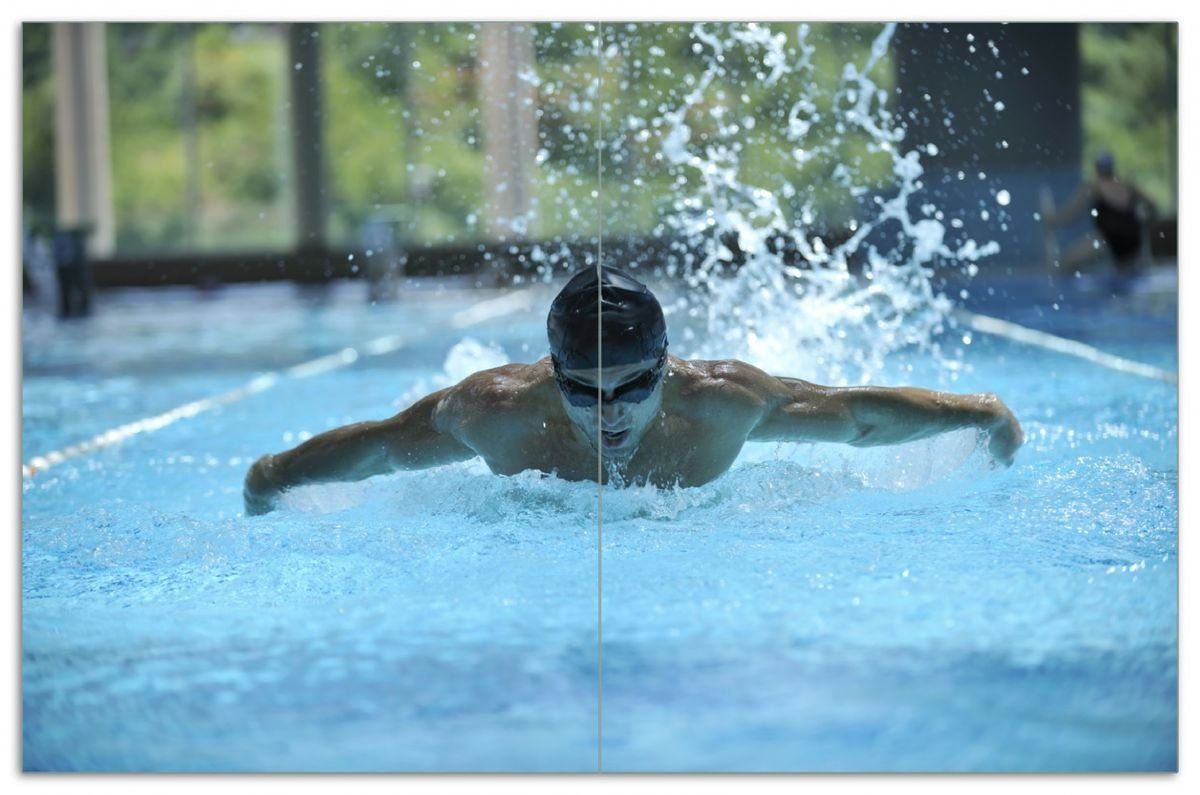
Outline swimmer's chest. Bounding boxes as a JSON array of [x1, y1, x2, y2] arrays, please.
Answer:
[[467, 411, 752, 486], [469, 418, 598, 481], [621, 414, 747, 487]]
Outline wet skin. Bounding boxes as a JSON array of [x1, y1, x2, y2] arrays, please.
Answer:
[[244, 354, 1023, 515]]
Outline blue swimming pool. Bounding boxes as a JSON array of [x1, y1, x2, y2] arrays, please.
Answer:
[[21, 270, 1176, 771]]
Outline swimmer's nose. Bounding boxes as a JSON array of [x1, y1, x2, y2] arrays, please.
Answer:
[[600, 400, 627, 424]]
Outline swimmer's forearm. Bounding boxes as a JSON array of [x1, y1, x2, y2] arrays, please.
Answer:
[[845, 388, 1008, 443], [754, 377, 1023, 464], [844, 388, 1023, 464], [243, 394, 477, 514], [243, 422, 396, 514], [266, 421, 398, 487]]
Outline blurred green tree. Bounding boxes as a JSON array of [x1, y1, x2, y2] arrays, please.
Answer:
[[1080, 23, 1176, 212], [323, 23, 486, 248]]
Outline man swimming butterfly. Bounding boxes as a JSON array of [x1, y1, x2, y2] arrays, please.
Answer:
[[244, 266, 1023, 515]]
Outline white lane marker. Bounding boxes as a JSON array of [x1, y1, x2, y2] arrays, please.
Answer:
[[23, 372, 282, 478], [450, 289, 535, 328], [957, 310, 1177, 384], [284, 347, 359, 379], [23, 289, 539, 479]]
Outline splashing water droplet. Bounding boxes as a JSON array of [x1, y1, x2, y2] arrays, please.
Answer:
[[656, 23, 998, 385]]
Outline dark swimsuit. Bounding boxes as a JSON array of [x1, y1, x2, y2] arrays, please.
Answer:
[[1093, 194, 1142, 265]]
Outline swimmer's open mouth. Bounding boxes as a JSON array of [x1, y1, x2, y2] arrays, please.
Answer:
[[601, 429, 631, 448]]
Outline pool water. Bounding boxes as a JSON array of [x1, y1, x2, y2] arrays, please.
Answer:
[[21, 272, 1177, 771]]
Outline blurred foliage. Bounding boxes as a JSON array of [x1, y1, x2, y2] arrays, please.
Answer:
[[105, 24, 291, 252], [105, 24, 189, 249], [1080, 23, 1176, 212], [323, 23, 486, 247], [20, 22, 1178, 255]]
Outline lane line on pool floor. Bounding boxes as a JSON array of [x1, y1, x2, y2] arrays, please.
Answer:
[[956, 309, 1177, 384], [22, 290, 537, 479]]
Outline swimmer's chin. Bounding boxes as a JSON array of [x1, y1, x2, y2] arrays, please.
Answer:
[[601, 433, 646, 461], [574, 427, 638, 458]]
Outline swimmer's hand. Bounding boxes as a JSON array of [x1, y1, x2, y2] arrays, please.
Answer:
[[243, 454, 283, 516], [980, 394, 1024, 467]]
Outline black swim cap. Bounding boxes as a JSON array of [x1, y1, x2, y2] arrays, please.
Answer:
[[547, 266, 667, 371]]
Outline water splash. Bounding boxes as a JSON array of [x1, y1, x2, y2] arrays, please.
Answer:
[[657, 23, 999, 385], [394, 337, 510, 410]]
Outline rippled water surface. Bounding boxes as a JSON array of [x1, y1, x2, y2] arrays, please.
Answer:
[[21, 275, 1176, 771]]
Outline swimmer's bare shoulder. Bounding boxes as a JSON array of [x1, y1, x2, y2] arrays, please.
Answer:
[[666, 356, 788, 427], [435, 358, 559, 443]]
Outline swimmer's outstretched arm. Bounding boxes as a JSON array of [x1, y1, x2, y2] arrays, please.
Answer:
[[243, 388, 475, 515], [1042, 182, 1093, 228], [748, 372, 1024, 466]]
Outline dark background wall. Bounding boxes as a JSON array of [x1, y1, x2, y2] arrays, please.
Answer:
[[894, 23, 1085, 268]]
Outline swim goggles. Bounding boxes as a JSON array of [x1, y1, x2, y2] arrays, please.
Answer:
[[553, 350, 667, 407]]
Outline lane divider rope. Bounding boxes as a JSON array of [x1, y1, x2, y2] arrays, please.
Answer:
[[956, 309, 1177, 384], [22, 289, 536, 479]]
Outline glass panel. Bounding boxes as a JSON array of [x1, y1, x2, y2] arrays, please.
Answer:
[[105, 23, 294, 253]]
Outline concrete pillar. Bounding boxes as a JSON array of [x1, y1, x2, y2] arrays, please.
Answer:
[[288, 23, 328, 252], [51, 22, 115, 257], [892, 23, 1082, 267], [478, 23, 538, 242]]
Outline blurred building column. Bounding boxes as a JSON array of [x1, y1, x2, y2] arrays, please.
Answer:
[[478, 23, 537, 242], [288, 23, 328, 253], [51, 22, 115, 257]]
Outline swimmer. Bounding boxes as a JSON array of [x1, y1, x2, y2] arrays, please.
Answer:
[[1041, 152, 1159, 274], [244, 266, 1023, 515]]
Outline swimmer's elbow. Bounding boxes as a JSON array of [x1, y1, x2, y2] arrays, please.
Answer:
[[384, 434, 474, 471], [381, 395, 475, 471]]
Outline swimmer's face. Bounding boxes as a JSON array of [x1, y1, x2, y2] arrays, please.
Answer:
[[556, 354, 666, 458]]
